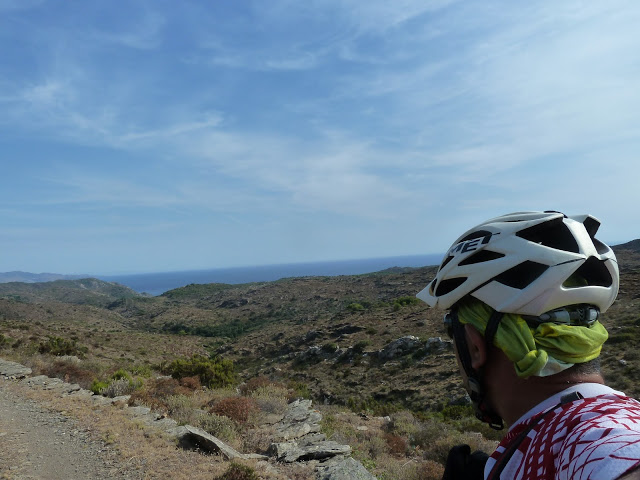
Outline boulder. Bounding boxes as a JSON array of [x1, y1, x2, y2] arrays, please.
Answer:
[[274, 399, 322, 440], [178, 425, 267, 460], [0, 359, 32, 378], [425, 337, 452, 353], [316, 456, 377, 480], [378, 336, 422, 361], [270, 439, 351, 463]]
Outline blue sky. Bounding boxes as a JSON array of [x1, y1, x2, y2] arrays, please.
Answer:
[[1, 0, 639, 275]]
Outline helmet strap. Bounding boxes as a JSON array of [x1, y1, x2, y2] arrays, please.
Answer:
[[450, 308, 504, 430]]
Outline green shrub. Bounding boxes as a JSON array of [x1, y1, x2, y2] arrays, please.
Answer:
[[393, 296, 421, 310], [322, 343, 339, 353], [130, 364, 152, 377], [165, 354, 236, 388], [90, 379, 109, 394], [353, 340, 371, 353], [0, 334, 10, 348], [38, 336, 87, 357], [111, 368, 132, 381], [288, 381, 311, 400], [347, 303, 365, 312]]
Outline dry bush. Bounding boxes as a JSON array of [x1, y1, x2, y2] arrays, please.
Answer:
[[39, 357, 98, 389], [213, 462, 259, 480], [101, 378, 141, 398], [198, 413, 238, 444], [165, 394, 201, 425], [239, 376, 285, 395], [373, 456, 444, 480], [421, 428, 496, 465], [249, 384, 290, 415], [179, 375, 201, 390], [365, 432, 388, 459], [128, 377, 191, 411], [242, 426, 275, 454], [416, 460, 445, 480], [210, 396, 258, 424], [385, 432, 409, 457]]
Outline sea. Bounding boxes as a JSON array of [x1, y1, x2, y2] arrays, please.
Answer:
[[99, 254, 443, 296]]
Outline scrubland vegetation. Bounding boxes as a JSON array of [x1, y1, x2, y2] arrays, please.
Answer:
[[1, 243, 639, 478]]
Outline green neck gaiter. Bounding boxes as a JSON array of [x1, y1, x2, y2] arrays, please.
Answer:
[[456, 298, 608, 378]]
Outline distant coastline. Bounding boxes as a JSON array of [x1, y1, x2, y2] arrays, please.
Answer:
[[99, 254, 442, 296]]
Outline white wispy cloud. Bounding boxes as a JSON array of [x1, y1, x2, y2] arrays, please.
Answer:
[[92, 11, 166, 49], [2, 0, 640, 266]]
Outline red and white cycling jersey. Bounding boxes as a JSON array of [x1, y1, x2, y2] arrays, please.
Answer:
[[485, 384, 640, 480]]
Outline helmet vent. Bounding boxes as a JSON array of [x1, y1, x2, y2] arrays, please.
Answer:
[[435, 277, 467, 297], [459, 250, 505, 266], [592, 238, 611, 255], [459, 230, 492, 242], [494, 261, 548, 289], [582, 216, 600, 237], [516, 218, 579, 253], [571, 257, 613, 287], [440, 255, 454, 270]]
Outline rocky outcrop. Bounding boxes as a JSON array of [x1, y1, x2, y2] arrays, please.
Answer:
[[178, 425, 268, 460], [274, 399, 323, 440], [268, 399, 375, 478], [378, 335, 422, 360], [0, 359, 32, 378], [424, 336, 452, 353], [377, 336, 452, 362], [269, 437, 351, 462], [317, 456, 378, 480]]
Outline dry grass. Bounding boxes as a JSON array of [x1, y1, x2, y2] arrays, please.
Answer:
[[2, 379, 230, 480]]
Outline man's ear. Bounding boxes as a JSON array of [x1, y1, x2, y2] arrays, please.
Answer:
[[464, 324, 487, 370]]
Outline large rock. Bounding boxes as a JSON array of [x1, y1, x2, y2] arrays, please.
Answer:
[[0, 359, 32, 378], [270, 439, 351, 463], [378, 336, 422, 361], [424, 336, 453, 353], [178, 425, 267, 460], [274, 399, 323, 440], [316, 457, 377, 480]]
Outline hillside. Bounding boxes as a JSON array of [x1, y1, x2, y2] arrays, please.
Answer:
[[615, 239, 640, 253], [2, 246, 640, 479], [2, 245, 640, 410], [0, 278, 143, 307], [0, 271, 87, 283]]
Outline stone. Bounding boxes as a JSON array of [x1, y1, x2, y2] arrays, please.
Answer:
[[425, 337, 453, 353], [378, 336, 422, 361], [127, 406, 152, 416], [316, 456, 377, 480], [178, 425, 267, 461], [0, 359, 32, 378], [270, 440, 351, 463], [274, 399, 322, 440]]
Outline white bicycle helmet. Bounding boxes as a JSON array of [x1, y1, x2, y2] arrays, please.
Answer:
[[417, 211, 619, 316]]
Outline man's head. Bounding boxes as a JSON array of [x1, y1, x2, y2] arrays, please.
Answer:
[[416, 211, 619, 427]]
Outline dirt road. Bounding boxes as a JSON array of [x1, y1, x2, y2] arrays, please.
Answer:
[[0, 380, 137, 480]]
